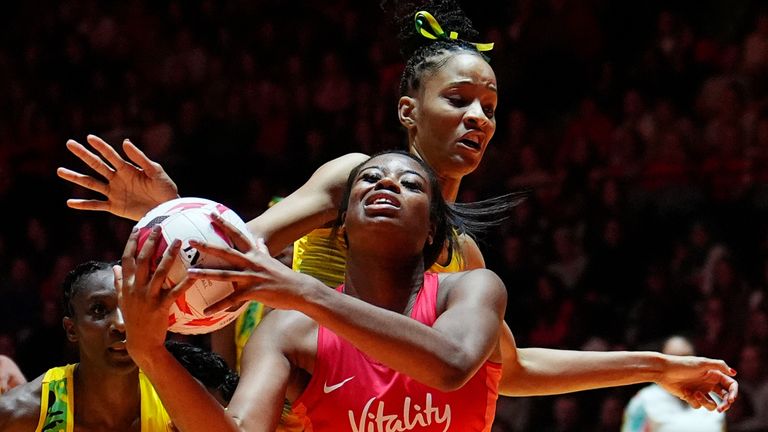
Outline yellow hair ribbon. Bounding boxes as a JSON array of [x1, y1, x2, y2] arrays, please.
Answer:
[[414, 11, 494, 52]]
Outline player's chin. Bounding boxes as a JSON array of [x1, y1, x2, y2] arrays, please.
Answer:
[[106, 349, 137, 370]]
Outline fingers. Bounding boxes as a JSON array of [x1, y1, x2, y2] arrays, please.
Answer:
[[150, 239, 181, 298], [121, 228, 140, 278], [683, 392, 703, 409], [86, 134, 131, 172], [209, 212, 255, 251], [701, 369, 738, 412], [123, 139, 161, 175], [113, 265, 124, 294], [204, 293, 249, 315], [135, 225, 163, 293], [695, 391, 717, 411], [56, 167, 109, 196], [64, 199, 111, 212], [189, 239, 251, 268], [166, 276, 197, 307], [187, 268, 253, 283], [721, 374, 739, 412], [66, 139, 116, 180]]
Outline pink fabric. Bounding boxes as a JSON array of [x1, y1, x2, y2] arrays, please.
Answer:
[[293, 272, 501, 431]]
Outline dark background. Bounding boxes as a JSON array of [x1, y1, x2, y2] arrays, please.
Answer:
[[2, 0, 768, 430]]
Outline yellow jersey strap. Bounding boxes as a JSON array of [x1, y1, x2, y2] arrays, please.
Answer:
[[36, 364, 75, 432]]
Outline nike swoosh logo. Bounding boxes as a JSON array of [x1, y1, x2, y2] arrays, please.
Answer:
[[323, 376, 355, 394]]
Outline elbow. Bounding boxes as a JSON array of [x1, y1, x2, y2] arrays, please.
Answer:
[[430, 354, 477, 392], [433, 374, 471, 392]]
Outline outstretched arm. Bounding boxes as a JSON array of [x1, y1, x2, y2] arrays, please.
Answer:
[[246, 152, 369, 256], [187, 216, 507, 391], [57, 134, 367, 257], [465, 239, 738, 411], [56, 135, 179, 220], [497, 327, 737, 411]]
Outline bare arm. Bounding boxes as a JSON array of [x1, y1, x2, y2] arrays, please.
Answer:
[[457, 230, 737, 411], [300, 270, 505, 390], [117, 227, 239, 432], [0, 356, 26, 394], [57, 135, 367, 261], [226, 310, 315, 432], [187, 221, 507, 391], [497, 329, 737, 411], [246, 152, 369, 255], [0, 375, 45, 432]]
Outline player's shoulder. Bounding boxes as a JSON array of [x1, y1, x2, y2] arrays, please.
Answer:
[[437, 268, 506, 303], [438, 268, 503, 289], [254, 310, 317, 348], [0, 374, 45, 432]]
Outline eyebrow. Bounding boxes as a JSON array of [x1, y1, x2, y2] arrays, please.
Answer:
[[82, 291, 115, 302], [359, 165, 428, 181], [446, 80, 497, 93]]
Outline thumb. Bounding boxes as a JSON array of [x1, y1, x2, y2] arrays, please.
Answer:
[[113, 265, 124, 294]]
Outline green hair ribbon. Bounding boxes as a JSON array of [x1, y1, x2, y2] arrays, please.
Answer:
[[414, 11, 494, 52]]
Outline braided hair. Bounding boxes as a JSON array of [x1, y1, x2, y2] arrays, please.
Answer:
[[382, 0, 489, 96]]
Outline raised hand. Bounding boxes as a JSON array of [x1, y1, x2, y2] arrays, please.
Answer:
[[657, 354, 738, 412], [116, 226, 194, 362], [186, 212, 319, 313], [57, 134, 180, 221]]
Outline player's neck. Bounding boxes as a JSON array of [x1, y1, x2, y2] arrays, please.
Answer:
[[439, 175, 460, 203], [73, 364, 142, 429], [344, 257, 424, 314]]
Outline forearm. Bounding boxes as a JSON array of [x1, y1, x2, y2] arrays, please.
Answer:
[[503, 348, 665, 396], [134, 347, 240, 432], [246, 152, 369, 255], [299, 285, 494, 391]]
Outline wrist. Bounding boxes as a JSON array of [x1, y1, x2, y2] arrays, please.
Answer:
[[128, 342, 169, 369], [297, 276, 335, 319], [647, 352, 668, 384]]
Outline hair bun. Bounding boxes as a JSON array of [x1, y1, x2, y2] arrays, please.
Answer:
[[381, 0, 480, 60]]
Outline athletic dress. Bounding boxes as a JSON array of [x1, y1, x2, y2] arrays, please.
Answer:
[[233, 229, 465, 432], [291, 272, 501, 431], [34, 364, 173, 432]]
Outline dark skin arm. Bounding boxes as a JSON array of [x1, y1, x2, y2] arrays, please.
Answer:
[[0, 375, 45, 432]]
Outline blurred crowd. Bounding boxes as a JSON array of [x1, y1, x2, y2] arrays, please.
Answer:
[[2, 0, 768, 430]]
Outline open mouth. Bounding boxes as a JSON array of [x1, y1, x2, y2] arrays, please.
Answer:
[[365, 193, 401, 208], [458, 136, 483, 150], [109, 341, 128, 352]]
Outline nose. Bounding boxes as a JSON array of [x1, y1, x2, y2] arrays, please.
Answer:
[[464, 101, 490, 129], [374, 174, 400, 193]]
